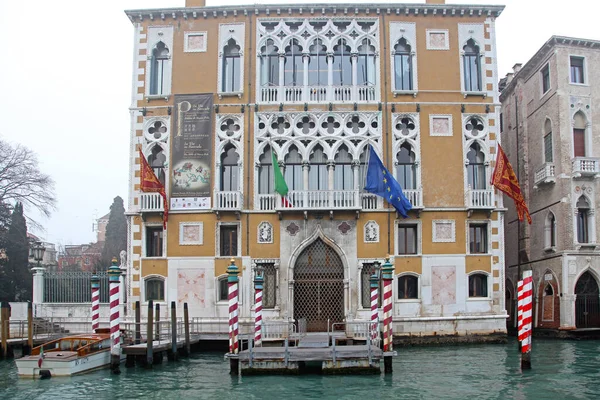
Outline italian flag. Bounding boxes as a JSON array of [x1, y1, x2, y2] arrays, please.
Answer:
[[272, 150, 293, 208]]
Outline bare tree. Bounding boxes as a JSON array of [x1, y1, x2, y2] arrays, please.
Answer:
[[0, 139, 56, 218]]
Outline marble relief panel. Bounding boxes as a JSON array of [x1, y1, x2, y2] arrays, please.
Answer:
[[431, 266, 456, 305]]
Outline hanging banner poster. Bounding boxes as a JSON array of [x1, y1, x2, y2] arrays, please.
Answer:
[[170, 94, 214, 210]]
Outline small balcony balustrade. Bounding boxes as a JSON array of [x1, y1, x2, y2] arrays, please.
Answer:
[[214, 191, 243, 211], [259, 84, 377, 105], [534, 163, 556, 187], [572, 157, 600, 178], [139, 193, 164, 213], [466, 188, 494, 214]]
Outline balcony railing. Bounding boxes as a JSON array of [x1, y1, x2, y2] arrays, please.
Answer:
[[140, 193, 164, 213], [277, 190, 360, 210], [466, 188, 494, 209], [260, 84, 377, 104], [572, 157, 600, 178], [214, 191, 243, 211], [534, 163, 556, 187], [404, 189, 423, 209]]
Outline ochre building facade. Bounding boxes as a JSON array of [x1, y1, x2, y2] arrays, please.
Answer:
[[125, 0, 507, 340]]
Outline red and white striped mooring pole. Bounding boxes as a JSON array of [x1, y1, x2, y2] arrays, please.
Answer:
[[108, 257, 121, 374], [91, 272, 100, 333], [517, 270, 533, 370], [381, 257, 394, 373], [370, 262, 380, 343], [254, 268, 264, 347], [227, 258, 240, 375]]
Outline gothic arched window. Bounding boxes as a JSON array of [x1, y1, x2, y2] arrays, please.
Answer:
[[284, 40, 303, 86], [258, 146, 273, 195], [150, 41, 170, 95], [284, 146, 303, 191], [467, 143, 486, 190], [222, 39, 241, 92], [147, 145, 167, 185], [332, 39, 352, 86], [220, 145, 240, 191], [544, 119, 553, 163], [334, 145, 353, 190], [394, 38, 413, 91], [396, 143, 416, 190], [308, 145, 328, 190], [573, 111, 587, 157], [545, 212, 557, 248], [577, 196, 590, 244], [357, 39, 376, 86], [463, 39, 481, 92], [260, 40, 279, 87], [308, 40, 328, 86]]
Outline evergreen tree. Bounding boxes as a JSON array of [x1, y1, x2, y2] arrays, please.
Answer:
[[3, 203, 31, 301], [101, 196, 127, 268], [0, 202, 13, 301]]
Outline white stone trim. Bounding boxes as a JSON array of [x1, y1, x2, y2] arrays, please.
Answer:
[[184, 31, 208, 53], [458, 23, 485, 95], [145, 26, 174, 98], [466, 270, 492, 300], [216, 221, 242, 257], [426, 29, 449, 50], [179, 222, 204, 246], [429, 114, 453, 137], [432, 219, 456, 243], [568, 53, 588, 86], [364, 220, 380, 243], [465, 219, 492, 255], [214, 114, 244, 196], [394, 219, 422, 256], [141, 221, 166, 258], [391, 112, 421, 190], [257, 221, 274, 244]]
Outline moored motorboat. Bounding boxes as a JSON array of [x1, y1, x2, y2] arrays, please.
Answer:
[[15, 331, 123, 378]]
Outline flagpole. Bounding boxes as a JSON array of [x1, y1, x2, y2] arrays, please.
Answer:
[[515, 95, 522, 297]]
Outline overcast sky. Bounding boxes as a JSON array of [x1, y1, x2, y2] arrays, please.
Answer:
[[0, 0, 598, 249]]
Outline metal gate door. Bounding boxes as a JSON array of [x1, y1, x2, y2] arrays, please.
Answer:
[[293, 238, 344, 332], [575, 271, 600, 328]]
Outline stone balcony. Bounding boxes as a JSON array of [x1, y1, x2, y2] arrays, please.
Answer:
[[214, 191, 243, 211], [259, 85, 377, 104], [466, 188, 495, 213], [534, 163, 556, 188], [572, 157, 600, 178], [139, 193, 164, 213]]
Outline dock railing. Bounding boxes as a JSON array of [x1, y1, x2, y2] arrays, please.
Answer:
[[330, 321, 378, 366]]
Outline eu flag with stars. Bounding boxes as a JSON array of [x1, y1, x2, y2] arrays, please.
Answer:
[[364, 145, 413, 218]]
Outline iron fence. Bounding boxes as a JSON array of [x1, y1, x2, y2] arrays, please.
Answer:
[[43, 271, 110, 303]]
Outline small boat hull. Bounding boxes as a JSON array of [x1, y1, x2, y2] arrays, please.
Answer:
[[16, 350, 115, 378]]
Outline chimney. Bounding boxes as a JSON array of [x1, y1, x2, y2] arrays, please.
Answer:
[[425, 0, 446, 4], [186, 0, 206, 7], [512, 63, 522, 74]]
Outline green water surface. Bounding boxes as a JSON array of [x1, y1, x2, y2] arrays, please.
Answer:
[[1, 338, 600, 400]]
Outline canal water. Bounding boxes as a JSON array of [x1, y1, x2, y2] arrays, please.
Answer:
[[1, 338, 600, 399]]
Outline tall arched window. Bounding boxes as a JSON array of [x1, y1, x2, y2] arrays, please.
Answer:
[[358, 148, 369, 190], [544, 119, 553, 163], [308, 145, 328, 190], [284, 146, 303, 190], [394, 38, 413, 91], [545, 212, 557, 248], [332, 39, 352, 86], [150, 41, 170, 95], [147, 145, 166, 185], [573, 111, 587, 157], [308, 40, 328, 86], [463, 39, 481, 92], [284, 40, 303, 86], [577, 196, 590, 243], [334, 145, 353, 190], [222, 39, 241, 92], [357, 39, 376, 86], [260, 40, 279, 87], [396, 143, 416, 190], [467, 143, 486, 189], [220, 145, 239, 191], [258, 146, 273, 194]]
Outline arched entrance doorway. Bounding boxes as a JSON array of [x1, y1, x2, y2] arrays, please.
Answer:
[[575, 271, 600, 328], [293, 238, 344, 332]]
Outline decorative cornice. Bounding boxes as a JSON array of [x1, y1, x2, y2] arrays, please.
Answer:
[[500, 35, 600, 101], [125, 3, 504, 22]]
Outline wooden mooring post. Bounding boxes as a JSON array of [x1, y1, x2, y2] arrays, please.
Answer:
[[183, 303, 190, 356], [0, 302, 9, 359], [146, 300, 154, 368], [155, 303, 160, 340], [24, 302, 33, 356], [135, 301, 141, 344], [168, 301, 178, 361]]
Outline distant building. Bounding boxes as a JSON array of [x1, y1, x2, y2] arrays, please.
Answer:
[[27, 233, 58, 268], [57, 243, 102, 271], [125, 0, 507, 340], [500, 36, 600, 331], [95, 212, 110, 243]]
